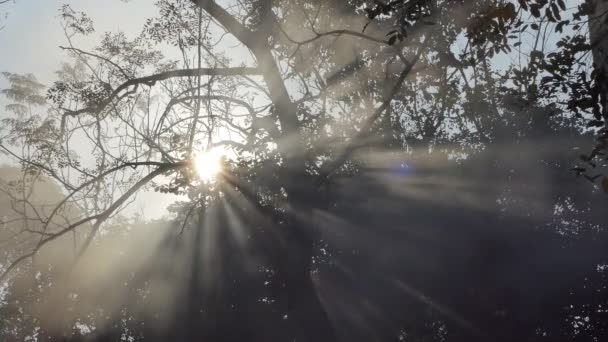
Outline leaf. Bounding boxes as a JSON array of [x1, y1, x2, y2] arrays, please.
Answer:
[[530, 49, 544, 60], [572, 167, 586, 173], [545, 7, 555, 22], [386, 30, 397, 36], [530, 5, 541, 18], [388, 35, 397, 45], [518, 0, 528, 11], [505, 3, 516, 19], [587, 120, 605, 128], [551, 4, 561, 21]]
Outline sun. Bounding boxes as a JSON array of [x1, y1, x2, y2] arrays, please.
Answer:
[[193, 149, 223, 182]]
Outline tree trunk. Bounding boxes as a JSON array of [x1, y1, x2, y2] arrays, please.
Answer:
[[280, 206, 337, 342], [277, 172, 337, 342], [188, 2, 338, 339]]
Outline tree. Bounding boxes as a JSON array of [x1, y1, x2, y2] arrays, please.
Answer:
[[1, 0, 607, 341]]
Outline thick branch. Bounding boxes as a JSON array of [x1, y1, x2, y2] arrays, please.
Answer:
[[75, 164, 177, 257], [154, 94, 258, 138], [62, 67, 260, 118], [39, 161, 188, 238], [278, 25, 389, 46], [59, 45, 131, 78], [192, 0, 302, 147]]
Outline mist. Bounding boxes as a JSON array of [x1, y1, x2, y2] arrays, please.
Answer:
[[1, 0, 608, 341]]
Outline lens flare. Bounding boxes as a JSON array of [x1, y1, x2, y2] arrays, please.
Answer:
[[194, 149, 223, 181]]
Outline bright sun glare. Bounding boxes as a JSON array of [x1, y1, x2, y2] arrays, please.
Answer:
[[194, 149, 223, 182]]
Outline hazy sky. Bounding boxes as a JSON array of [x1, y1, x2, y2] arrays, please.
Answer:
[[0, 0, 178, 219], [1, 0, 159, 83]]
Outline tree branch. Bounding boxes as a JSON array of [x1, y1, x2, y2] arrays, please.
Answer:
[[191, 0, 302, 148], [61, 66, 260, 118], [0, 162, 186, 282]]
